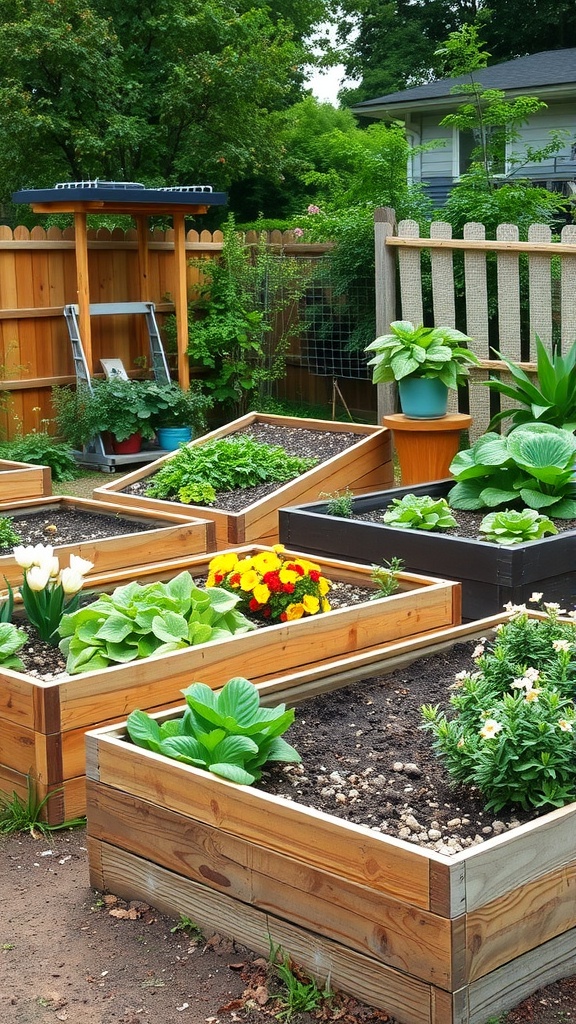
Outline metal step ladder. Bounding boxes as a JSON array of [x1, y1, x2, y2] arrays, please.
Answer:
[[63, 301, 172, 470]]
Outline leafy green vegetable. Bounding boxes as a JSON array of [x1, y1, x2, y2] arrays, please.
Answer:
[[382, 493, 457, 531], [448, 423, 576, 518], [58, 572, 254, 675], [126, 676, 301, 785], [479, 508, 558, 545], [365, 321, 479, 389], [145, 434, 318, 503]]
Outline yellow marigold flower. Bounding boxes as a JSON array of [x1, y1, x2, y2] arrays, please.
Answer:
[[297, 557, 321, 574], [208, 552, 238, 575], [318, 577, 330, 596], [279, 568, 299, 585], [285, 602, 304, 620], [239, 569, 260, 592], [206, 572, 217, 588], [250, 551, 280, 572], [273, 544, 285, 553], [321, 599, 331, 612], [253, 583, 270, 604], [302, 594, 320, 615]]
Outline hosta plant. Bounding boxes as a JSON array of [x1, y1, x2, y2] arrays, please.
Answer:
[[448, 422, 576, 518], [422, 600, 576, 812], [482, 335, 576, 432], [58, 571, 254, 674], [0, 621, 28, 671], [126, 675, 301, 785], [365, 321, 479, 388], [145, 434, 318, 504], [207, 547, 331, 622], [382, 493, 457, 531], [479, 508, 558, 545]]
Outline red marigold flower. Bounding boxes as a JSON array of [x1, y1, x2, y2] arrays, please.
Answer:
[[264, 570, 282, 592], [308, 570, 321, 582], [214, 573, 224, 585], [280, 611, 287, 621], [282, 582, 295, 594], [249, 598, 260, 612], [263, 607, 271, 618], [229, 572, 241, 586], [287, 562, 305, 576]]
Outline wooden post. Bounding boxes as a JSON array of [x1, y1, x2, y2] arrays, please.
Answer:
[[73, 211, 92, 374], [135, 215, 151, 357], [374, 207, 397, 420], [172, 212, 190, 390]]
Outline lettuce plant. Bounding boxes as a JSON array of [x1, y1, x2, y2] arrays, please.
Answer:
[[382, 493, 457, 531], [126, 675, 301, 785], [448, 423, 576, 518], [479, 508, 558, 545], [58, 571, 254, 674]]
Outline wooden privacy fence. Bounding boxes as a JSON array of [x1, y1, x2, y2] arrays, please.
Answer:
[[375, 207, 576, 439], [0, 225, 332, 439]]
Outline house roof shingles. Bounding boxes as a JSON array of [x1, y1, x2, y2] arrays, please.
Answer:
[[354, 48, 576, 111]]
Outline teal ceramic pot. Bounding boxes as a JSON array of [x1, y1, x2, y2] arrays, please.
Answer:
[[398, 377, 448, 419], [156, 426, 193, 451]]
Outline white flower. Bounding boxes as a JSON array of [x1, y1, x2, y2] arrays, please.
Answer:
[[59, 566, 85, 595], [69, 554, 94, 577], [543, 602, 566, 616], [48, 556, 60, 579], [511, 669, 540, 692], [558, 719, 573, 732], [524, 687, 542, 703], [552, 639, 572, 653], [25, 564, 51, 592], [472, 643, 485, 659], [503, 602, 527, 617], [479, 719, 502, 740], [13, 545, 38, 569], [529, 592, 543, 603]]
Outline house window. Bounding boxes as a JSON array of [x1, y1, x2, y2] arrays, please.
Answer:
[[457, 128, 506, 176]]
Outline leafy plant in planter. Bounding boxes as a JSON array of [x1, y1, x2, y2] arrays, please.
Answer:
[[479, 508, 558, 545], [53, 378, 175, 448], [145, 435, 317, 504], [448, 422, 576, 518], [481, 335, 576, 432], [422, 602, 576, 812], [126, 675, 301, 785], [382, 493, 457, 531], [365, 320, 479, 417], [144, 380, 213, 433], [58, 570, 254, 674]]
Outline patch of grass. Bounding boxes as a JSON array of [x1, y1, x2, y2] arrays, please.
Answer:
[[170, 914, 204, 940], [0, 777, 85, 836], [269, 941, 333, 1020]]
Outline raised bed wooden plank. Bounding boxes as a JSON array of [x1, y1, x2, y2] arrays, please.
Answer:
[[88, 836, 434, 1024], [87, 781, 456, 987], [0, 459, 51, 501], [92, 412, 393, 547]]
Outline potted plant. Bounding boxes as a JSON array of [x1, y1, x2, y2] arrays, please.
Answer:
[[145, 380, 213, 450], [365, 320, 479, 418], [53, 379, 165, 454]]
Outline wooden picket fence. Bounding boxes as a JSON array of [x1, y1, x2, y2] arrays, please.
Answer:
[[375, 208, 576, 439]]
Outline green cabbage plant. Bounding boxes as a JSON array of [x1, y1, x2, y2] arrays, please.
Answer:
[[58, 571, 254, 675], [382, 493, 457, 531], [448, 423, 576, 518], [479, 508, 558, 545], [126, 676, 301, 785]]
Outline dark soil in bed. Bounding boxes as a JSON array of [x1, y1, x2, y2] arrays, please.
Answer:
[[0, 508, 159, 553]]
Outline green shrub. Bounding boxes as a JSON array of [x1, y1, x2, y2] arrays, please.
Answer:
[[0, 433, 79, 482]]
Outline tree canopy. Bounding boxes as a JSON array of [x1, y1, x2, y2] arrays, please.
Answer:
[[0, 0, 329, 205]]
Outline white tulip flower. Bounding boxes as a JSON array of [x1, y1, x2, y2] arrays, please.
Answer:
[[69, 554, 94, 577], [26, 565, 51, 592], [60, 566, 85, 595], [13, 545, 37, 569]]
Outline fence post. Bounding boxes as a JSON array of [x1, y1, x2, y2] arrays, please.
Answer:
[[374, 206, 397, 420]]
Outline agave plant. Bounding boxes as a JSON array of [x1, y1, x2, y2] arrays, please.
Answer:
[[482, 336, 576, 432]]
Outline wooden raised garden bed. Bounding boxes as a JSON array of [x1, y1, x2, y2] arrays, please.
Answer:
[[85, 612, 576, 1024], [0, 494, 215, 588], [0, 458, 52, 502], [92, 412, 393, 548], [0, 547, 460, 824], [279, 479, 576, 621]]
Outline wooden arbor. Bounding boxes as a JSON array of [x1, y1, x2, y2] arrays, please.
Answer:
[[11, 184, 227, 389]]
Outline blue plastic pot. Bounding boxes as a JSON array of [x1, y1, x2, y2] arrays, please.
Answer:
[[156, 426, 193, 451], [398, 377, 449, 419]]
